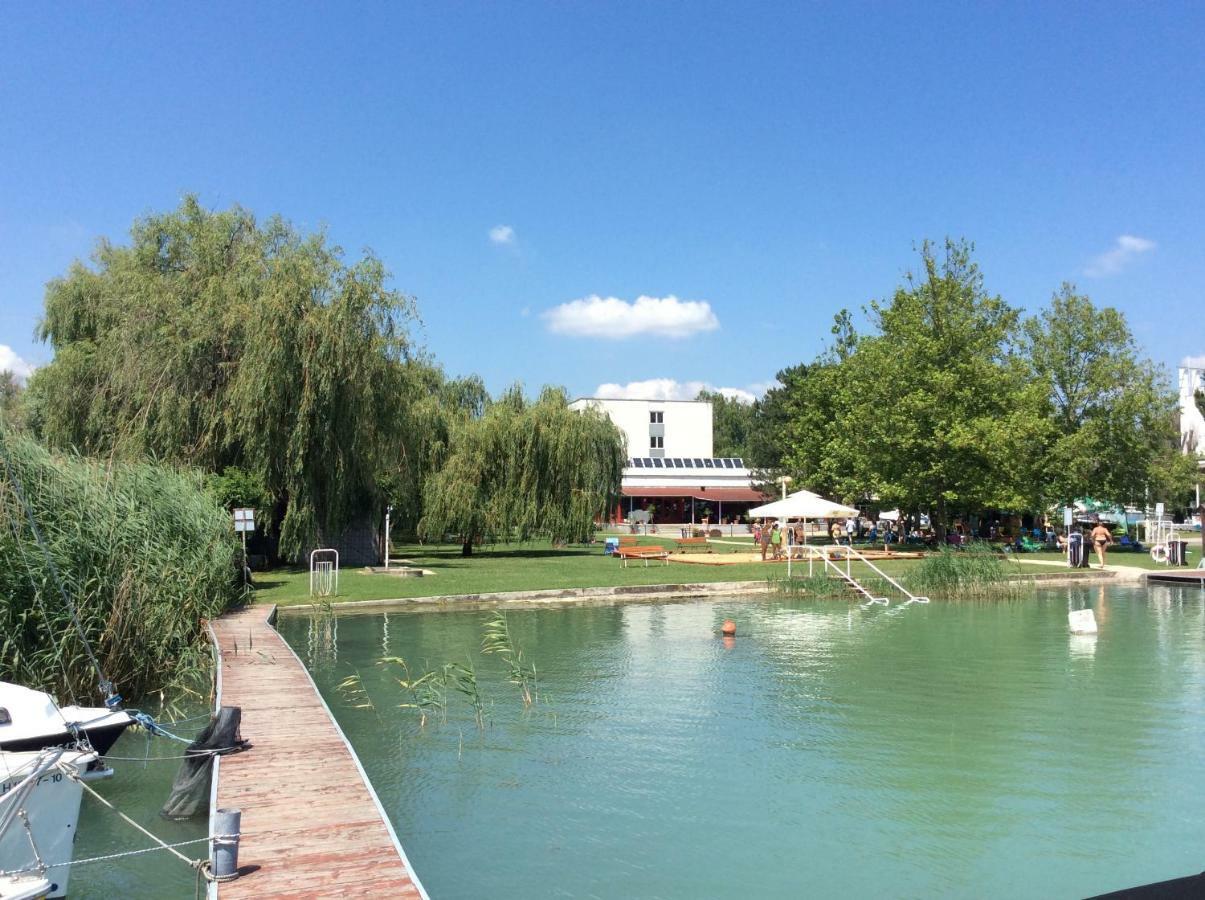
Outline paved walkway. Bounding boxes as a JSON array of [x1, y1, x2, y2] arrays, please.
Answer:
[[1010, 558, 1149, 582], [210, 605, 426, 899]]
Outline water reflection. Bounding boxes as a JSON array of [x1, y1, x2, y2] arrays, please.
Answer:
[[1069, 632, 1098, 661]]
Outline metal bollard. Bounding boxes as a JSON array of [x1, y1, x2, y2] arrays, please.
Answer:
[[212, 808, 242, 882]]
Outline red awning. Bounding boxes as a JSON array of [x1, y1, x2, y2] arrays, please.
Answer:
[[621, 486, 766, 502]]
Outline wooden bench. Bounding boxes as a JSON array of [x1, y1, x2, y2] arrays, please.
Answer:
[[615, 545, 669, 567], [674, 536, 712, 553], [617, 535, 639, 548]]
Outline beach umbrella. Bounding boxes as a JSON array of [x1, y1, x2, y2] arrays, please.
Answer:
[[748, 489, 859, 520]]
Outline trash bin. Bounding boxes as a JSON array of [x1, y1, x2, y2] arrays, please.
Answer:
[[604, 537, 619, 556], [1169, 540, 1188, 566]]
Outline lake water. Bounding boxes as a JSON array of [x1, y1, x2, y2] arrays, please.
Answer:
[[67, 705, 209, 898], [277, 584, 1205, 900]]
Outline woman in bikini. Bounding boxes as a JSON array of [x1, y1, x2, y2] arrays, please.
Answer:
[[1089, 522, 1113, 568]]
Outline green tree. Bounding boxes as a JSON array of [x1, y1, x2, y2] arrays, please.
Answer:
[[26, 197, 417, 559], [419, 386, 625, 555], [1022, 284, 1191, 508], [695, 389, 755, 458], [839, 239, 1046, 535], [0, 371, 22, 430]]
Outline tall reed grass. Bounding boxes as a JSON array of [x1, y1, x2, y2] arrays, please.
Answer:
[[907, 543, 1012, 597], [0, 428, 240, 703]]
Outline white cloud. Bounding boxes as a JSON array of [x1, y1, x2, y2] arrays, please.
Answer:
[[489, 224, 516, 245], [1085, 234, 1156, 277], [0, 345, 35, 383], [544, 295, 720, 339], [593, 378, 766, 404]]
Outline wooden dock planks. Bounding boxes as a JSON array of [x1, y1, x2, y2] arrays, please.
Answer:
[[210, 605, 426, 899], [1146, 569, 1205, 585]]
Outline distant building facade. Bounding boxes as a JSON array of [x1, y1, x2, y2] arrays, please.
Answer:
[[1181, 363, 1205, 512], [1180, 364, 1205, 458], [569, 397, 765, 524]]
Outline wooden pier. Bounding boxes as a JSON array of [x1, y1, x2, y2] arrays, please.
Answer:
[[209, 605, 426, 899], [1145, 569, 1205, 585]]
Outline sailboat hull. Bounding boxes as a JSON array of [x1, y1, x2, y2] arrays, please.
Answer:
[[0, 720, 132, 757], [0, 750, 94, 899]]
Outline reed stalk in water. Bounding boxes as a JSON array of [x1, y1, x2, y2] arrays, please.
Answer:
[[481, 610, 537, 706]]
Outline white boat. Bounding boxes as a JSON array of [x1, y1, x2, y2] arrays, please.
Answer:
[[0, 748, 95, 899], [0, 683, 133, 765]]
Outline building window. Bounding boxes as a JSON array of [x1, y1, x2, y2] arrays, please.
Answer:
[[650, 411, 664, 424], [650, 435, 664, 450]]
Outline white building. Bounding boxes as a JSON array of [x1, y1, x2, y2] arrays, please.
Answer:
[[569, 397, 765, 524], [1180, 364, 1205, 457], [1180, 363, 1205, 511]]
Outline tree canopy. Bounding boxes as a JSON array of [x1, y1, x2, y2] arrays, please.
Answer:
[[419, 387, 625, 554], [27, 197, 416, 558], [754, 240, 1192, 530], [695, 389, 755, 458], [1022, 284, 1192, 508]]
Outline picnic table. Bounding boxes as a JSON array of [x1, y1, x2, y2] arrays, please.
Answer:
[[673, 536, 711, 553], [615, 545, 670, 567]]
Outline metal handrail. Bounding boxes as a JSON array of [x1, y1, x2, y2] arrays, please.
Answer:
[[787, 544, 887, 604], [787, 543, 928, 606]]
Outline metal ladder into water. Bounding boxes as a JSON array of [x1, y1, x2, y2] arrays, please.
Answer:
[[788, 544, 930, 606]]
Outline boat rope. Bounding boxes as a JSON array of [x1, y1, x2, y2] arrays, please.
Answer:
[[0, 834, 238, 876], [0, 434, 117, 706], [17, 808, 46, 874], [102, 745, 243, 762], [67, 769, 215, 879], [127, 710, 199, 744]]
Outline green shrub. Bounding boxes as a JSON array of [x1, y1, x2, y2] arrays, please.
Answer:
[[0, 428, 240, 703], [909, 542, 1009, 595]]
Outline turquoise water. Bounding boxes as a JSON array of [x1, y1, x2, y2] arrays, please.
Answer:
[[70, 706, 210, 898], [278, 584, 1205, 899]]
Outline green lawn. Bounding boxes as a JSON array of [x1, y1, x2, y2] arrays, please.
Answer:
[[254, 538, 782, 606], [251, 537, 1169, 608]]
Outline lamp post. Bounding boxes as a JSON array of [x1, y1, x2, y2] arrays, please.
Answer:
[[777, 475, 792, 500], [384, 505, 392, 570]]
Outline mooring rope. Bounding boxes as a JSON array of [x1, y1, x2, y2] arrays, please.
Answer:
[[127, 711, 197, 744], [0, 834, 235, 876], [67, 769, 215, 880], [101, 746, 242, 762]]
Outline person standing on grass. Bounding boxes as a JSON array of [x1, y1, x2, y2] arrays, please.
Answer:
[[770, 523, 783, 560], [1090, 522, 1113, 568], [759, 522, 771, 561]]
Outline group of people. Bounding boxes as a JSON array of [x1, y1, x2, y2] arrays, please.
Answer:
[[752, 521, 807, 560]]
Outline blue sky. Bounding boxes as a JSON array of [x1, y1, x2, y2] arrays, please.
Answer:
[[2, 3, 1203, 399]]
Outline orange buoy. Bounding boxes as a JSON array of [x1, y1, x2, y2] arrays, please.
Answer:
[[721, 619, 736, 636]]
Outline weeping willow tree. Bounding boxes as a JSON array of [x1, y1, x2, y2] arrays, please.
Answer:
[[0, 426, 239, 702], [26, 197, 415, 559], [419, 386, 625, 555]]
